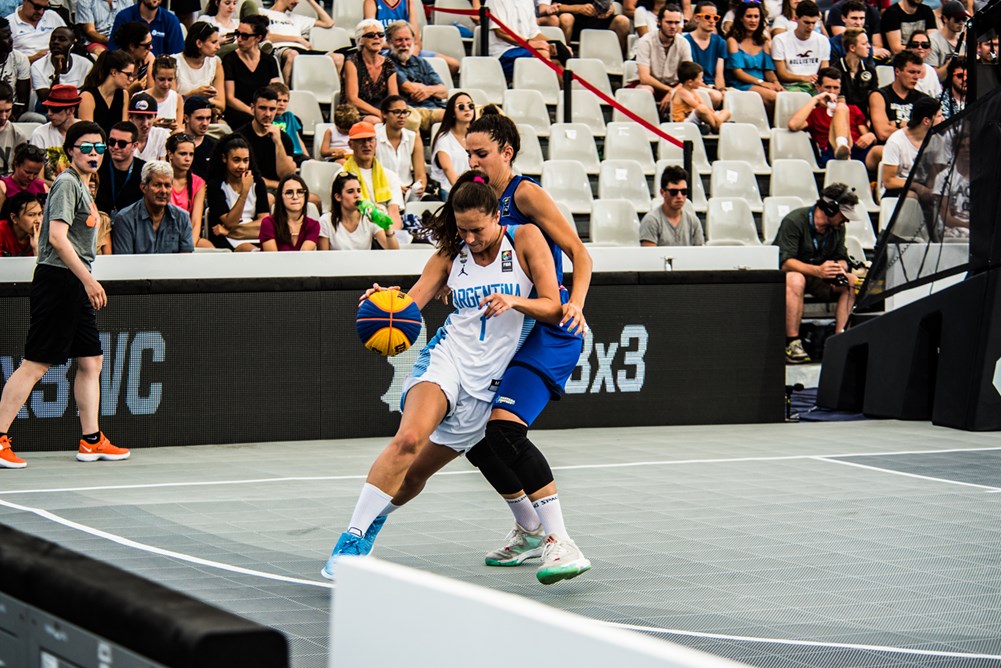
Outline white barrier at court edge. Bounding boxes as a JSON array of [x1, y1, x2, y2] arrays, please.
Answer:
[[330, 557, 752, 668]]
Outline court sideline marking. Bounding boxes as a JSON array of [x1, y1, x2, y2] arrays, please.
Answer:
[[3, 444, 1000, 496]]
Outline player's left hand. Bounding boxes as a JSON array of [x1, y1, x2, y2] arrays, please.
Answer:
[[480, 293, 516, 318], [359, 282, 400, 305], [560, 302, 587, 336]]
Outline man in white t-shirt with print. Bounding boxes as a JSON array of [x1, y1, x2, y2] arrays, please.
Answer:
[[772, 0, 829, 93], [260, 0, 333, 83]]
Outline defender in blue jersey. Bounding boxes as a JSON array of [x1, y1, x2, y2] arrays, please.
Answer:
[[391, 109, 595, 585], [322, 172, 562, 581]]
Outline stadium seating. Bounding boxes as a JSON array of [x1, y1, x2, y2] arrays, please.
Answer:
[[555, 91, 607, 137], [590, 199, 641, 246], [301, 160, 343, 213], [425, 57, 453, 89], [291, 55, 340, 105], [723, 90, 771, 138], [310, 26, 351, 52], [567, 58, 614, 97], [433, 0, 475, 30], [459, 58, 506, 104], [542, 160, 594, 213], [603, 122, 656, 174], [504, 89, 551, 137], [333, 0, 364, 33], [288, 90, 324, 138], [658, 123, 711, 175], [773, 91, 812, 130], [312, 123, 334, 158], [579, 29, 624, 76], [769, 128, 822, 171], [824, 160, 880, 212], [549, 123, 601, 174], [770, 159, 820, 200], [613, 88, 659, 126], [718, 123, 771, 174], [514, 58, 561, 106], [598, 159, 652, 212], [711, 160, 763, 211], [707, 198, 760, 245], [514, 124, 545, 175], [762, 196, 806, 243], [423, 25, 466, 66]]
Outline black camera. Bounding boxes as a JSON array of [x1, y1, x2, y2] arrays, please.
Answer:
[[826, 274, 850, 288]]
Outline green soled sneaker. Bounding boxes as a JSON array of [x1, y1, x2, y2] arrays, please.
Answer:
[[485, 522, 545, 566], [536, 535, 591, 585]]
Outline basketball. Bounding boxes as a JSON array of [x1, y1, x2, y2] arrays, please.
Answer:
[[356, 289, 423, 356]]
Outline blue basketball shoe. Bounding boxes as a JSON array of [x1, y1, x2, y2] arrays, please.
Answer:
[[365, 515, 387, 543], [321, 531, 373, 581]]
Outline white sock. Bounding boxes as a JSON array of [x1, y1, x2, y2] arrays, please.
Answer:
[[532, 494, 568, 540], [505, 494, 541, 531], [347, 483, 393, 536], [379, 501, 402, 516], [835, 136, 849, 148]]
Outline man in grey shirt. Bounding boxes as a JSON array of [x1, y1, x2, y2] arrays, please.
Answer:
[[112, 160, 193, 254], [640, 165, 704, 247]]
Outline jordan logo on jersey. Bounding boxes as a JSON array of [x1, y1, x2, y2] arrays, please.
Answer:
[[458, 250, 469, 276]]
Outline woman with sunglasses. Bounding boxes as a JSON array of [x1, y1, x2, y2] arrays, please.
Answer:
[[259, 175, 319, 251], [79, 51, 135, 129], [344, 19, 400, 125], [222, 15, 280, 130], [112, 22, 156, 94], [377, 95, 427, 201], [387, 108, 593, 585], [165, 132, 209, 247], [317, 172, 399, 250], [0, 121, 132, 470], [175, 22, 226, 117], [725, 1, 783, 111], [429, 91, 473, 199], [906, 31, 942, 98]]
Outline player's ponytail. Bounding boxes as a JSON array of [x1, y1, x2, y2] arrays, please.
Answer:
[[425, 170, 498, 259]]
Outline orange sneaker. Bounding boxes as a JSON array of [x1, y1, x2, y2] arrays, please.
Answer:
[[77, 433, 130, 462], [0, 434, 26, 469]]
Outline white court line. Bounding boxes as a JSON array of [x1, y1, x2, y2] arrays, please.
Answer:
[[0, 498, 334, 590], [814, 457, 1001, 492], [3, 444, 1001, 496], [605, 622, 1001, 661]]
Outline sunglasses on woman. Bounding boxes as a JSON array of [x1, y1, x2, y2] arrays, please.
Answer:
[[456, 103, 475, 111], [362, 31, 385, 39], [74, 142, 107, 154], [907, 40, 930, 49]]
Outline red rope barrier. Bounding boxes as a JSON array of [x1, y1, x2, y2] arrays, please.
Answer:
[[431, 4, 685, 148]]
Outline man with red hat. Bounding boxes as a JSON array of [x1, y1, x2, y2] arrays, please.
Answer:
[[29, 82, 79, 150], [341, 120, 403, 231], [128, 91, 168, 162]]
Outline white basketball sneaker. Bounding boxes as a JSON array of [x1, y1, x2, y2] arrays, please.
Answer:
[[484, 523, 546, 566], [536, 535, 591, 585]]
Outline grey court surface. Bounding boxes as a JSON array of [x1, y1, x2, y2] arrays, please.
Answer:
[[0, 421, 999, 668]]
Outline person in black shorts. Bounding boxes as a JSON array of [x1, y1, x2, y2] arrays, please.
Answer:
[[0, 121, 131, 469]]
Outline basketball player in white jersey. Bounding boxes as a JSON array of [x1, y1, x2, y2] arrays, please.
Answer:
[[322, 171, 563, 580]]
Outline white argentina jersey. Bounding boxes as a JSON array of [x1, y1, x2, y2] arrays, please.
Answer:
[[416, 229, 534, 402]]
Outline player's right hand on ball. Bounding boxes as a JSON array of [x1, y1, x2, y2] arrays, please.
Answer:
[[358, 283, 401, 305]]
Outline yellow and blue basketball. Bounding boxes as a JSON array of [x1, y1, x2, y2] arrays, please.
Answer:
[[356, 289, 423, 356]]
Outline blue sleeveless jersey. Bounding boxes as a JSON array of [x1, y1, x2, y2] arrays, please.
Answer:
[[375, 0, 409, 28], [493, 175, 583, 414]]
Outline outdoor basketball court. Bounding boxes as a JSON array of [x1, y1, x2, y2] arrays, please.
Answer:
[[0, 421, 998, 668]]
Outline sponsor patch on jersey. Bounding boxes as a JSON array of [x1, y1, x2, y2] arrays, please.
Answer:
[[501, 250, 512, 272], [490, 378, 502, 391], [502, 261, 512, 272], [496, 395, 516, 405]]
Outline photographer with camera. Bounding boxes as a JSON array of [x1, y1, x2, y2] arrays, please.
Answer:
[[773, 183, 865, 364]]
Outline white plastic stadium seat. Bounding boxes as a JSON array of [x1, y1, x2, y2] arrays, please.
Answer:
[[287, 90, 324, 137], [598, 159, 651, 213], [291, 55, 340, 105], [310, 26, 351, 52], [845, 218, 878, 250], [710, 160, 763, 212], [542, 160, 594, 214], [555, 91, 606, 137], [717, 123, 771, 174], [425, 57, 452, 89], [578, 29, 624, 76], [876, 65, 894, 87], [878, 196, 897, 232], [623, 60, 639, 86], [566, 58, 613, 97], [654, 160, 707, 213], [769, 128, 821, 171], [824, 160, 879, 212], [773, 91, 812, 129], [312, 122, 334, 157], [452, 87, 490, 107], [503, 89, 551, 137], [845, 235, 866, 267], [612, 88, 659, 127], [513, 124, 545, 175], [762, 196, 805, 243], [422, 25, 465, 66], [723, 90, 771, 138], [300, 160, 343, 213], [433, 0, 475, 31], [293, 0, 316, 17], [658, 123, 711, 175], [770, 158, 819, 201], [548, 123, 600, 174], [459, 57, 506, 104], [333, 1, 364, 32], [513, 58, 560, 105], [707, 197, 761, 245], [589, 199, 641, 246], [602, 122, 655, 173]]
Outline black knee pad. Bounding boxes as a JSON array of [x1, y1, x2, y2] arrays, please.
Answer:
[[486, 420, 554, 495], [466, 438, 523, 495]]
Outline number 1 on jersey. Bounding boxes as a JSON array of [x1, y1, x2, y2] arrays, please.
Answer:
[[479, 314, 488, 341]]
